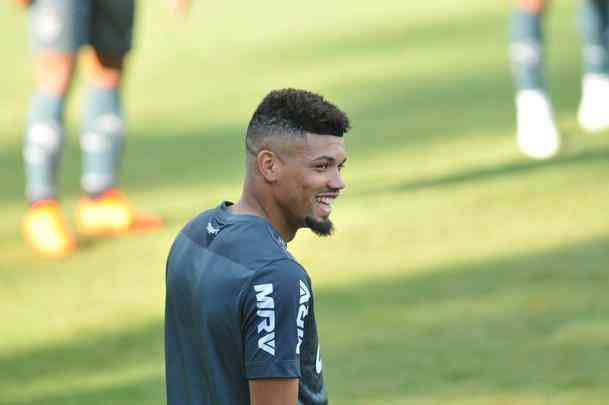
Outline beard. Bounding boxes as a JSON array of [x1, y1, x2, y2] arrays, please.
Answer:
[[304, 215, 334, 237]]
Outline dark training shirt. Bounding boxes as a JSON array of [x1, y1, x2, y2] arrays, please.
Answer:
[[165, 202, 327, 405]]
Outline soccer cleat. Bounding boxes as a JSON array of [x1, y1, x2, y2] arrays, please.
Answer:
[[515, 89, 561, 159], [22, 199, 77, 259], [578, 73, 609, 133], [75, 188, 163, 236]]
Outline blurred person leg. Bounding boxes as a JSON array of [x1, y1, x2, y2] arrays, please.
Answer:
[[21, 0, 90, 258], [578, 0, 609, 132], [76, 0, 163, 236], [510, 0, 561, 159]]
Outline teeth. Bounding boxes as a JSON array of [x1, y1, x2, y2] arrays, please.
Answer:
[[316, 196, 333, 205]]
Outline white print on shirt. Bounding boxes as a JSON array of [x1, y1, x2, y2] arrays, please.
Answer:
[[296, 280, 311, 354], [254, 283, 275, 356]]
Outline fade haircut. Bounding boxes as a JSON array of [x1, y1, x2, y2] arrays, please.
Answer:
[[246, 88, 350, 154]]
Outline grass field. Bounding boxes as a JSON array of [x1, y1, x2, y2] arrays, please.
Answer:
[[1, 1, 609, 404]]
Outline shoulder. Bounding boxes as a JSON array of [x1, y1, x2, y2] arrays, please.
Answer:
[[211, 219, 293, 270], [240, 257, 311, 323], [245, 257, 310, 299], [179, 207, 217, 241], [175, 202, 298, 271], [257, 257, 307, 281]]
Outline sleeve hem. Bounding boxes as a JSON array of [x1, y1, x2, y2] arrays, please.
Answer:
[[245, 360, 301, 380]]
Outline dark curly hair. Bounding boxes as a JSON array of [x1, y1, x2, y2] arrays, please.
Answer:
[[246, 89, 350, 152]]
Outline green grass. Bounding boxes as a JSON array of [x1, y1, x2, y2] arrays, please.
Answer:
[[1, 1, 609, 404]]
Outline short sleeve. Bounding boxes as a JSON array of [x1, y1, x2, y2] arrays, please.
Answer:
[[241, 259, 309, 380]]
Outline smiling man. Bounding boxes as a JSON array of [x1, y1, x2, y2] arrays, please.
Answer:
[[165, 89, 350, 405]]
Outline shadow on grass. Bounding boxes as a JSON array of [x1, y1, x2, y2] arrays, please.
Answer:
[[319, 236, 609, 402], [2, 235, 608, 405], [352, 145, 609, 197]]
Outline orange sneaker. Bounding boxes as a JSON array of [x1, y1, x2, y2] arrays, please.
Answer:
[[22, 199, 77, 259], [75, 188, 163, 236]]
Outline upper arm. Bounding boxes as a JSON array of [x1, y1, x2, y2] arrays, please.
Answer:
[[249, 378, 299, 405]]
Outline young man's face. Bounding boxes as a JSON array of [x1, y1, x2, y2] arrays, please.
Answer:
[[276, 133, 347, 236]]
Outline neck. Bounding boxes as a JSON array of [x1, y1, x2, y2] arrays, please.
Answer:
[[231, 182, 296, 242]]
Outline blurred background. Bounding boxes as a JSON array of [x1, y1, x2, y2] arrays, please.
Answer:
[[1, 1, 609, 404]]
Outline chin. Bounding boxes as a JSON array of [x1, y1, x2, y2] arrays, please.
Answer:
[[304, 215, 334, 237]]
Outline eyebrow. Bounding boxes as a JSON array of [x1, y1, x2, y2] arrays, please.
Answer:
[[311, 156, 348, 165]]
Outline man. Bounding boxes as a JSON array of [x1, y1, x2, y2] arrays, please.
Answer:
[[165, 89, 350, 405], [509, 0, 609, 159], [17, 0, 189, 259]]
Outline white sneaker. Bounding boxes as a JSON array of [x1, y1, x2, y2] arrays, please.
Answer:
[[515, 89, 561, 159], [578, 73, 609, 133]]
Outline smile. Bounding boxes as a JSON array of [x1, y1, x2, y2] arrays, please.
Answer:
[[315, 194, 337, 216]]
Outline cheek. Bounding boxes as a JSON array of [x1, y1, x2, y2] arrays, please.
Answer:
[[278, 169, 325, 206], [280, 178, 315, 209], [276, 177, 304, 206]]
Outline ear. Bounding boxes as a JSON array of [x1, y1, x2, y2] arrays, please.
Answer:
[[257, 150, 282, 182]]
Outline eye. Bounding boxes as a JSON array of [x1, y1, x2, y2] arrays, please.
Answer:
[[315, 163, 330, 171]]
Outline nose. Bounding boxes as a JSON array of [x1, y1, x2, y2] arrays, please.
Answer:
[[329, 168, 346, 191]]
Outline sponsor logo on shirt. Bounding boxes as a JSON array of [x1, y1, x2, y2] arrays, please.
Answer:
[[254, 283, 275, 356], [296, 280, 311, 354]]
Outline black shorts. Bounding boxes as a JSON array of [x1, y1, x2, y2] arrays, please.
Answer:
[[29, 0, 135, 56]]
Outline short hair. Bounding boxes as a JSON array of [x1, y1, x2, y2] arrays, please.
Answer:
[[246, 88, 350, 152]]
